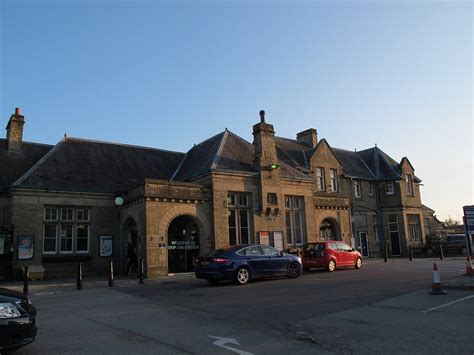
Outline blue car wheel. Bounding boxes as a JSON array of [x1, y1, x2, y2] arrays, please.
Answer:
[[235, 267, 250, 285]]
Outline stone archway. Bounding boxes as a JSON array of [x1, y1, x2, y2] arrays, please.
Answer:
[[320, 218, 341, 241], [167, 215, 200, 273]]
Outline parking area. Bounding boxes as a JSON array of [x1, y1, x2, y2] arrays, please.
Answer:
[[4, 257, 474, 354]]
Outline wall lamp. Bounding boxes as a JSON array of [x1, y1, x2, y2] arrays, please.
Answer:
[[268, 162, 280, 171]]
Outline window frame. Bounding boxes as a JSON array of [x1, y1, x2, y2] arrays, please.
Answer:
[[285, 196, 306, 246], [227, 192, 252, 245], [406, 174, 414, 196], [329, 169, 339, 193], [43, 207, 91, 256], [316, 167, 326, 191], [353, 181, 362, 198], [385, 181, 395, 195]]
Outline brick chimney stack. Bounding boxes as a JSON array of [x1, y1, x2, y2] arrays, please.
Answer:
[[6, 107, 25, 153], [252, 110, 278, 168], [296, 128, 318, 148]]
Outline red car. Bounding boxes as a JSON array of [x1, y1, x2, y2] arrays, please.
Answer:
[[302, 241, 362, 272]]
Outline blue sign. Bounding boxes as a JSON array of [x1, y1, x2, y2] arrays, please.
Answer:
[[464, 205, 474, 233]]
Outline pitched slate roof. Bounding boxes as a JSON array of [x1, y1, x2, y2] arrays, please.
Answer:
[[357, 147, 402, 181], [13, 138, 185, 193], [332, 148, 375, 180], [275, 137, 309, 167], [0, 139, 53, 191]]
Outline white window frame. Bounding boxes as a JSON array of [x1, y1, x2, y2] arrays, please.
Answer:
[[285, 196, 306, 246], [329, 169, 339, 192], [354, 181, 362, 198], [43, 224, 58, 254], [386, 181, 394, 195], [43, 207, 91, 255], [406, 174, 414, 196], [316, 167, 325, 191]]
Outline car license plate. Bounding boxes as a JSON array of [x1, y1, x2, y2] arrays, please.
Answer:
[[201, 261, 210, 265]]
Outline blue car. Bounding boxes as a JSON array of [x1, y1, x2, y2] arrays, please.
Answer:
[[195, 244, 302, 285]]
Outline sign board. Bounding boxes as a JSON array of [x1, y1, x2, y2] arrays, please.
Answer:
[[273, 231, 284, 251], [259, 231, 269, 245], [99, 236, 113, 257], [464, 205, 474, 233], [17, 235, 34, 260]]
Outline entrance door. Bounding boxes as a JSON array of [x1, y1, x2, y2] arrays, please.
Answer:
[[388, 215, 401, 256], [0, 231, 13, 281], [358, 232, 369, 257], [168, 215, 200, 273]]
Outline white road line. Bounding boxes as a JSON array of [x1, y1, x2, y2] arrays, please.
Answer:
[[423, 295, 474, 313]]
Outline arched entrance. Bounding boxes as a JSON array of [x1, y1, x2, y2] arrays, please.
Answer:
[[167, 215, 200, 273], [320, 218, 340, 241]]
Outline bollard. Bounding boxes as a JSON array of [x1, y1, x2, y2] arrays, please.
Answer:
[[108, 260, 114, 287], [76, 263, 83, 290], [384, 246, 388, 262], [409, 246, 413, 261], [439, 243, 444, 260], [23, 266, 29, 296], [138, 259, 144, 285]]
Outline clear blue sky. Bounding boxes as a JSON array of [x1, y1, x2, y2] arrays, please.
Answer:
[[1, 0, 472, 221]]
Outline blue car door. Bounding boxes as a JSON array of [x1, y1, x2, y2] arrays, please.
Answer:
[[242, 246, 266, 276], [260, 245, 287, 275]]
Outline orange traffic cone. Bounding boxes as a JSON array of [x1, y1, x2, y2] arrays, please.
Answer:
[[463, 256, 474, 276], [430, 263, 447, 295]]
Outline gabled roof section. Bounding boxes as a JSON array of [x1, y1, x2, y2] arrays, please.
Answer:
[[275, 136, 309, 167], [357, 146, 402, 181], [0, 138, 53, 191], [173, 130, 258, 181], [13, 137, 185, 193], [171, 131, 226, 181], [332, 148, 375, 180], [307, 138, 344, 166]]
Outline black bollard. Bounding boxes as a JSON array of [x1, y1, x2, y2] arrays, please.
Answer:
[[138, 259, 144, 285], [384, 246, 388, 262], [23, 266, 29, 296], [409, 246, 413, 261], [439, 243, 444, 260], [108, 260, 114, 287], [76, 263, 83, 290]]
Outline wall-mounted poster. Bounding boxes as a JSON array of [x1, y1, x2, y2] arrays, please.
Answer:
[[100, 236, 113, 257], [18, 235, 34, 260], [259, 231, 269, 245]]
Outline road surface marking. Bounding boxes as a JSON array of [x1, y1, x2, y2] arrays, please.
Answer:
[[423, 295, 474, 313], [209, 336, 254, 355]]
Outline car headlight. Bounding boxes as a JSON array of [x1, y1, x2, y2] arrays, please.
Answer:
[[0, 303, 21, 318]]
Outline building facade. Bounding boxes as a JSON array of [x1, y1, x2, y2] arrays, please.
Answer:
[[0, 108, 436, 279]]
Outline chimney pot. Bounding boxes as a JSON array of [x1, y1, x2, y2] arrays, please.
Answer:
[[15, 107, 21, 116], [259, 110, 265, 123]]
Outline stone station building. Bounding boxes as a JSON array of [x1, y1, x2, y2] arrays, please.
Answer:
[[0, 108, 436, 279]]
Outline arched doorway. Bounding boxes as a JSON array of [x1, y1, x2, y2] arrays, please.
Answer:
[[320, 219, 340, 241], [167, 215, 200, 273]]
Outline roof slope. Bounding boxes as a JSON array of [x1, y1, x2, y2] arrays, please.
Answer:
[[13, 138, 185, 193], [357, 147, 401, 180], [332, 148, 375, 180], [0, 139, 53, 191], [275, 137, 309, 167]]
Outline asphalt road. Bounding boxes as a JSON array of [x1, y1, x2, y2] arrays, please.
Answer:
[[9, 257, 474, 355]]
